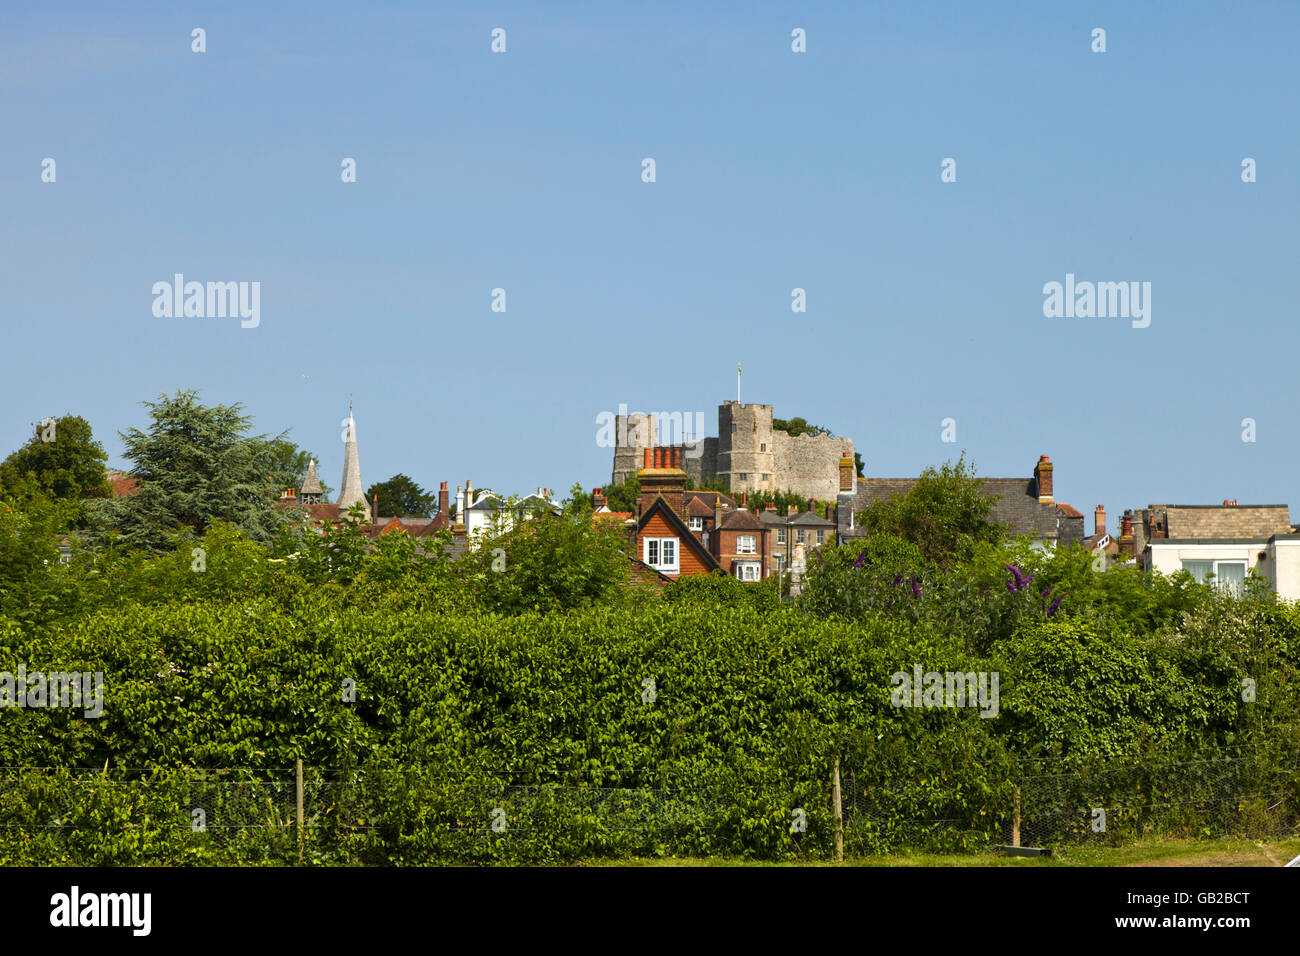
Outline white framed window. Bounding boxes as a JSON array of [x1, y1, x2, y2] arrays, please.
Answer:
[[737, 472, 748, 481], [737, 534, 756, 554], [817, 530, 825, 544], [1181, 558, 1248, 595], [796, 529, 805, 543], [735, 561, 760, 582], [688, 516, 704, 531], [778, 528, 786, 544], [775, 554, 786, 572], [760, 443, 766, 452], [644, 536, 678, 572]]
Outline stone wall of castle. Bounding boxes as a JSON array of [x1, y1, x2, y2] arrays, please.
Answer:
[[770, 430, 854, 503], [611, 402, 852, 503]]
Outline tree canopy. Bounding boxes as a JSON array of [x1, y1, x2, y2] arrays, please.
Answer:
[[0, 414, 108, 503], [855, 454, 1003, 565], [87, 390, 311, 551], [366, 474, 435, 518]]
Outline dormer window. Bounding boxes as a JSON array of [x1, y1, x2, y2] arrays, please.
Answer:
[[644, 537, 679, 572]]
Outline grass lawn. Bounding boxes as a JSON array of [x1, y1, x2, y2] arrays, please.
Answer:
[[581, 835, 1300, 867]]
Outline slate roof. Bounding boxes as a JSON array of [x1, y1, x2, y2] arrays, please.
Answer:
[[1163, 505, 1291, 538], [789, 510, 835, 528], [848, 476, 1075, 541]]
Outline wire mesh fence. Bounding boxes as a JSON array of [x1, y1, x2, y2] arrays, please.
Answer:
[[1, 754, 1296, 863], [1010, 755, 1300, 849]]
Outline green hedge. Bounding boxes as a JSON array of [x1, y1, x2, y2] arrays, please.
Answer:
[[3, 588, 1298, 862]]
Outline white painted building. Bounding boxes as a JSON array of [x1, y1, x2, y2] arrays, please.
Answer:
[[1145, 534, 1300, 601], [454, 483, 561, 542]]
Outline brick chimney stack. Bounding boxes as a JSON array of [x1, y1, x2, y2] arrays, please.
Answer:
[[593, 487, 607, 510], [1095, 505, 1106, 538], [1034, 455, 1054, 504], [839, 452, 855, 492], [438, 481, 449, 517], [637, 445, 687, 521]]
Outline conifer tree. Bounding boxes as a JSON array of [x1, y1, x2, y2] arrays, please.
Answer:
[[88, 390, 311, 551]]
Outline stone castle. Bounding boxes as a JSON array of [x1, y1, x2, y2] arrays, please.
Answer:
[[612, 401, 855, 503]]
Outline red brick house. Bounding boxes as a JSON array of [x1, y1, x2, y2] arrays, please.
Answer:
[[710, 506, 769, 580], [631, 447, 720, 578]]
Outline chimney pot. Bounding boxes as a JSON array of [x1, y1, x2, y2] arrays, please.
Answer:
[[1095, 505, 1106, 537]]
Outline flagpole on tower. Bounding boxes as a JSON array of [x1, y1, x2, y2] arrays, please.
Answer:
[[737, 363, 742, 405]]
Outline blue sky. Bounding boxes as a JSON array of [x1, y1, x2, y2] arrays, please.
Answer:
[[3, 1, 1297, 526]]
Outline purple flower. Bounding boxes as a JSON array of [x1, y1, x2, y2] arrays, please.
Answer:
[[854, 551, 866, 568], [1041, 585, 1054, 599], [910, 578, 921, 597], [1006, 582, 1016, 593], [1005, 564, 1028, 591], [892, 574, 903, 586], [1047, 596, 1062, 617]]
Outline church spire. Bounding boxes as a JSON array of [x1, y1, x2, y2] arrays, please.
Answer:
[[336, 405, 371, 521]]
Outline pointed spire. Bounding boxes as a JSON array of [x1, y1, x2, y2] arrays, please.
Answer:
[[300, 458, 323, 495], [336, 408, 371, 521]]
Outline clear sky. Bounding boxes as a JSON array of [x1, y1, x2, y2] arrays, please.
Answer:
[[3, 2, 1297, 526]]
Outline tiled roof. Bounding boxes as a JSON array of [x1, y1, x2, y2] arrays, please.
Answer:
[[719, 508, 765, 531], [1056, 502, 1084, 518], [687, 496, 715, 517], [635, 497, 721, 572], [105, 471, 140, 497], [303, 503, 341, 522], [686, 491, 737, 510]]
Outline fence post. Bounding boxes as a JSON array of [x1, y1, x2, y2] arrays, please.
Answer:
[[296, 759, 305, 864], [832, 755, 844, 862], [1012, 785, 1021, 848]]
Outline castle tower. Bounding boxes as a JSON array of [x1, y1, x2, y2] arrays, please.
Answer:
[[611, 410, 658, 485], [717, 401, 776, 496], [336, 406, 371, 521]]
